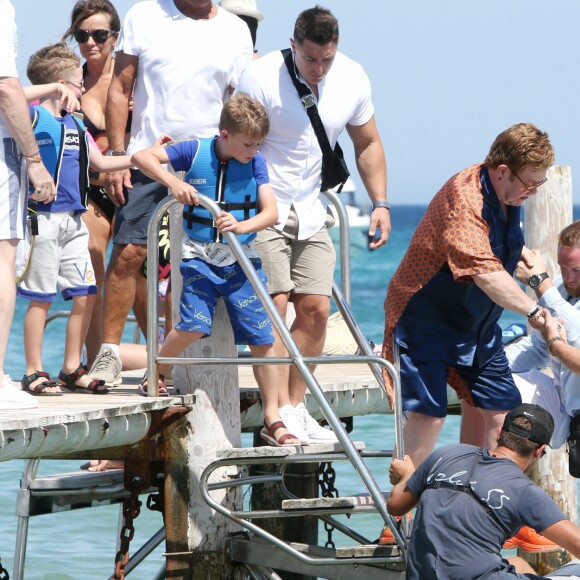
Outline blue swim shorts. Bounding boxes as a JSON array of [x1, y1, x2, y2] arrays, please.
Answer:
[[176, 257, 273, 345], [398, 345, 521, 417]]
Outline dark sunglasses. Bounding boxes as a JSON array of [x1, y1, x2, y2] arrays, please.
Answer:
[[74, 29, 114, 44]]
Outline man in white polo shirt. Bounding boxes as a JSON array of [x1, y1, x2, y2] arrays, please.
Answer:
[[236, 6, 390, 443]]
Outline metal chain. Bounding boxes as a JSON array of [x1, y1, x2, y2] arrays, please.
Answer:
[[0, 556, 9, 580], [114, 476, 144, 580], [318, 462, 339, 549]]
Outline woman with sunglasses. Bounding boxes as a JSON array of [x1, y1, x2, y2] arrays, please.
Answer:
[[62, 1, 144, 371]]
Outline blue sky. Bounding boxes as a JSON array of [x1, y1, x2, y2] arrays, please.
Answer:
[[14, 0, 580, 205]]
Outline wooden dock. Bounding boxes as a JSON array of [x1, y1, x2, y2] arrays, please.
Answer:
[[0, 360, 462, 463], [0, 362, 386, 462]]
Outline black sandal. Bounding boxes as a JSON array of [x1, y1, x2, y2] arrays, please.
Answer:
[[21, 371, 63, 396], [59, 365, 109, 395]]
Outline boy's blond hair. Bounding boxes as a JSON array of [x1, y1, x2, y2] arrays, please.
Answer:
[[219, 93, 269, 140], [27, 43, 80, 86]]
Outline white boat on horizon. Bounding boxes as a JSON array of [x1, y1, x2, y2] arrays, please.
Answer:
[[327, 177, 371, 248]]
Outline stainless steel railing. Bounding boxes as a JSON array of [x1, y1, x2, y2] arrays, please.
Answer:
[[145, 195, 406, 560]]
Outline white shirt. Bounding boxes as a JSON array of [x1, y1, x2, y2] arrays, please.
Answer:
[[236, 50, 374, 239], [0, 0, 18, 138], [117, 0, 253, 154], [506, 277, 580, 419]]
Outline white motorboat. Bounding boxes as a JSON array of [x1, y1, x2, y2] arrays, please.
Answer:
[[327, 177, 371, 248]]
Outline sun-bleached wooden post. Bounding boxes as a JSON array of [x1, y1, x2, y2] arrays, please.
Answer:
[[167, 204, 244, 578], [523, 165, 575, 574]]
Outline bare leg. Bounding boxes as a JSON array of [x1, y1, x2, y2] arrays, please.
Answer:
[[82, 201, 112, 366], [0, 239, 18, 383], [505, 556, 538, 574], [61, 295, 96, 387], [269, 292, 291, 407], [460, 402, 507, 448], [460, 401, 485, 446], [480, 408, 508, 448], [157, 328, 204, 374], [250, 343, 299, 445], [132, 270, 148, 338], [23, 300, 61, 392], [287, 293, 330, 406], [102, 243, 147, 345], [403, 412, 446, 467], [164, 284, 173, 337], [119, 343, 148, 371]]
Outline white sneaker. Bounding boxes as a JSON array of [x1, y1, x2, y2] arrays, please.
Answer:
[[295, 403, 338, 443], [279, 404, 310, 445], [89, 348, 122, 386], [0, 375, 38, 410]]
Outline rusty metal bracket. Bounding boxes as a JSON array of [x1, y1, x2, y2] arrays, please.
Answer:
[[147, 405, 192, 439]]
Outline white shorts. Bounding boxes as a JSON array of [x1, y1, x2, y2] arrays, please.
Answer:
[[513, 370, 570, 449], [0, 137, 26, 241], [17, 212, 97, 302]]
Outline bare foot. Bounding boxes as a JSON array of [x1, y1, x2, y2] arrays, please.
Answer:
[[80, 459, 124, 472]]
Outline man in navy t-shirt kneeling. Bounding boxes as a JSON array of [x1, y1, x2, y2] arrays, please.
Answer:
[[387, 404, 580, 579]]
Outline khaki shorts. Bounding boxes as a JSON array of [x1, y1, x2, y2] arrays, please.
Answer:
[[255, 209, 336, 297]]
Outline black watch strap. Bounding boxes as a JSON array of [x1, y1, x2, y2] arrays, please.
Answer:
[[529, 272, 549, 288]]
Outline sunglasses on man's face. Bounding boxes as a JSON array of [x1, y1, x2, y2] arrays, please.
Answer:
[[73, 29, 114, 44]]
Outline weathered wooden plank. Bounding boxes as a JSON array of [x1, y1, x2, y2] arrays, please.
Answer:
[[282, 491, 388, 510], [0, 413, 150, 461], [217, 440, 365, 460]]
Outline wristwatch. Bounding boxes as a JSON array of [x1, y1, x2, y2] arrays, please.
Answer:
[[372, 200, 391, 210], [529, 272, 549, 289]]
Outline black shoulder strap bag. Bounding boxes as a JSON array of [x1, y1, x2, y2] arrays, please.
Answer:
[[281, 48, 349, 193], [567, 414, 580, 477]]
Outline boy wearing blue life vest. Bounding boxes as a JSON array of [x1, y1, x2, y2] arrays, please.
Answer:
[[132, 93, 301, 447], [18, 43, 138, 396]]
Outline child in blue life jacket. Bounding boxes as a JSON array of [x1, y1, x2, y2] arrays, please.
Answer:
[[132, 93, 301, 447], [18, 43, 139, 396]]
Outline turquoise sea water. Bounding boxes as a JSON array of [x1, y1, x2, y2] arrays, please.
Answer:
[[0, 205, 573, 578]]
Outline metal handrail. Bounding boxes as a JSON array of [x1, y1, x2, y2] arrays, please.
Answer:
[[145, 196, 406, 560], [323, 189, 352, 304]]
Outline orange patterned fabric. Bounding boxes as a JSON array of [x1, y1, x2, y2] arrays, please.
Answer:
[[381, 164, 506, 408]]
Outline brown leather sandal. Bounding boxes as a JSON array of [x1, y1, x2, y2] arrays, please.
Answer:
[[260, 420, 300, 447]]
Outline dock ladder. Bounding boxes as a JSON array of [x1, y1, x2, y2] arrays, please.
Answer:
[[145, 193, 408, 579]]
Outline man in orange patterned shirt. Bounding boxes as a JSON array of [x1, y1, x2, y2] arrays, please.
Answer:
[[383, 123, 554, 468]]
